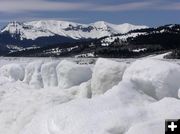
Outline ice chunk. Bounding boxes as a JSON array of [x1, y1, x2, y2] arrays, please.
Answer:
[[24, 61, 43, 88], [0, 63, 24, 81], [91, 58, 127, 95], [56, 60, 92, 89], [41, 61, 59, 88], [123, 59, 180, 99]]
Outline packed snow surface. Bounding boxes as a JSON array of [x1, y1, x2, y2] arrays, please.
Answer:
[[0, 57, 180, 134]]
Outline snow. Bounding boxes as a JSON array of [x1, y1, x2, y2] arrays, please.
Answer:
[[0, 63, 24, 81], [56, 60, 92, 89], [101, 32, 147, 46], [123, 59, 180, 100], [20, 81, 156, 134], [91, 58, 127, 95], [24, 61, 44, 89], [75, 52, 95, 58], [132, 48, 147, 52], [0, 57, 180, 134], [1, 20, 148, 40], [41, 61, 59, 88], [77, 80, 92, 98]]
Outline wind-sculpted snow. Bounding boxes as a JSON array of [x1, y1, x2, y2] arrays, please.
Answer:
[[123, 59, 180, 100], [0, 63, 25, 81], [41, 61, 59, 88], [0, 57, 180, 134], [56, 60, 92, 89], [20, 81, 180, 134], [11, 60, 92, 89], [24, 61, 44, 89], [91, 58, 127, 95], [77, 80, 92, 98]]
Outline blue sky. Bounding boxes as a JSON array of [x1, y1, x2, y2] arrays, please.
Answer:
[[0, 0, 180, 28]]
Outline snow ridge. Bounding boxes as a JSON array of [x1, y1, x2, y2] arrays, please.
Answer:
[[1, 57, 180, 134]]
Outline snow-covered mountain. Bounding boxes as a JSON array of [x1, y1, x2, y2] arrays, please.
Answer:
[[1, 20, 148, 40]]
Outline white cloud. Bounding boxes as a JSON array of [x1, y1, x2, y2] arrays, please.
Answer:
[[159, 2, 180, 10], [91, 2, 153, 12], [0, 0, 92, 13], [0, 0, 180, 13]]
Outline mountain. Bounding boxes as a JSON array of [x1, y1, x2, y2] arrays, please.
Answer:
[[8, 24, 180, 58], [1, 20, 147, 40], [0, 20, 147, 55]]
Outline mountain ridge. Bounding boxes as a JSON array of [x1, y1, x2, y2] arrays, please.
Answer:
[[1, 20, 148, 40], [7, 23, 180, 58]]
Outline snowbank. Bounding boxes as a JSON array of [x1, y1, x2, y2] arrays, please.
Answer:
[[0, 64, 24, 81], [41, 61, 59, 88], [123, 59, 180, 99], [91, 58, 127, 95], [0, 81, 73, 134], [21, 81, 180, 134], [23, 61, 43, 89], [1, 58, 180, 134], [56, 60, 92, 89]]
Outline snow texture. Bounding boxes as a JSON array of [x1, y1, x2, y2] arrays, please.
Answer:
[[91, 58, 127, 95], [0, 57, 180, 134], [41, 61, 59, 88], [123, 59, 180, 100], [0, 63, 24, 81], [56, 60, 92, 89], [23, 61, 44, 89]]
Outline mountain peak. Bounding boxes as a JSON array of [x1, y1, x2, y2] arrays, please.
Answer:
[[1, 21, 23, 34], [1, 20, 148, 40]]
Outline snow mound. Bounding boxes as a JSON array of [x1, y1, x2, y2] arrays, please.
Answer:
[[19, 80, 180, 134], [23, 61, 44, 89], [123, 59, 180, 99], [0, 64, 24, 81], [56, 60, 92, 89], [91, 58, 127, 95], [126, 98, 180, 134], [18, 81, 155, 134], [41, 61, 59, 88]]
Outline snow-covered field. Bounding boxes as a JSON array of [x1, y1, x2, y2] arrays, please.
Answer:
[[0, 56, 180, 134]]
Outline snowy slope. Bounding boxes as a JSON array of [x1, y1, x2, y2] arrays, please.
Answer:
[[1, 20, 148, 40]]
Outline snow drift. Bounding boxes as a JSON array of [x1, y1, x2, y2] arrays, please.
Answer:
[[0, 63, 24, 81], [0, 57, 180, 134], [123, 59, 180, 99], [91, 58, 127, 95], [56, 60, 92, 89], [20, 81, 180, 134]]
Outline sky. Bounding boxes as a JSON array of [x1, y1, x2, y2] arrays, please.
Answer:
[[0, 0, 180, 28]]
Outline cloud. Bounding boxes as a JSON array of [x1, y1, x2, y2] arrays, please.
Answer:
[[159, 2, 180, 10], [0, 0, 92, 13], [0, 0, 180, 13], [91, 2, 153, 12], [0, 16, 80, 23], [0, 0, 158, 13]]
